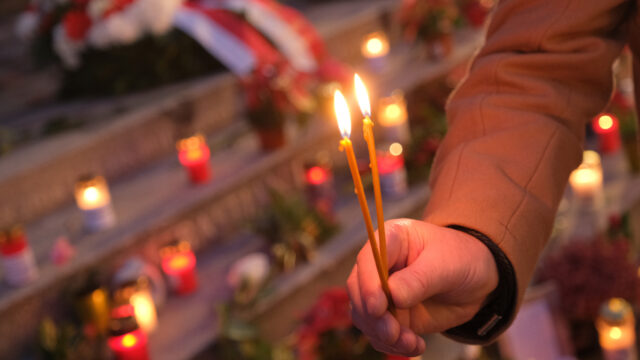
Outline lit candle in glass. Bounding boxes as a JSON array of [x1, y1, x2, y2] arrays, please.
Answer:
[[0, 225, 38, 287], [160, 240, 198, 295], [361, 32, 389, 71], [108, 305, 150, 360], [569, 151, 603, 201], [177, 134, 212, 184], [75, 175, 116, 232], [378, 142, 409, 198], [377, 90, 409, 144], [113, 278, 158, 333], [592, 114, 621, 154], [596, 298, 637, 360]]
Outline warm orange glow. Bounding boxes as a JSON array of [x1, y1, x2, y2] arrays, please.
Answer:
[[130, 290, 157, 333], [121, 334, 138, 348], [362, 32, 389, 58], [609, 326, 622, 340], [163, 251, 196, 276], [185, 148, 204, 161], [367, 38, 383, 54], [75, 175, 111, 210], [598, 115, 614, 130], [378, 91, 408, 127], [306, 166, 329, 185], [582, 150, 601, 167], [385, 104, 402, 119], [389, 143, 403, 156], [178, 134, 210, 166], [169, 254, 190, 270], [334, 90, 352, 138], [83, 186, 100, 203], [354, 74, 371, 117]]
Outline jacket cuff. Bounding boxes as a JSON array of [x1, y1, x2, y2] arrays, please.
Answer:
[[443, 225, 517, 344]]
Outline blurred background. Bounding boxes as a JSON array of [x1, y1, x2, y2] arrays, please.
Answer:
[[0, 0, 638, 359]]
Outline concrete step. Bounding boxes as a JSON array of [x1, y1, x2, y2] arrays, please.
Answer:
[[0, 0, 399, 229]]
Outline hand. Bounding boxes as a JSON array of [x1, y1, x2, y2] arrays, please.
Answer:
[[347, 219, 499, 356]]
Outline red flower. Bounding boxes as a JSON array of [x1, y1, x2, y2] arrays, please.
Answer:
[[63, 10, 91, 41]]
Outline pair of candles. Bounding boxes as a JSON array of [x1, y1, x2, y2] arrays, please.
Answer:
[[334, 74, 393, 307]]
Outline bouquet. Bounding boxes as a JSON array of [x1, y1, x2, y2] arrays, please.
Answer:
[[296, 288, 409, 360], [397, 0, 460, 58]]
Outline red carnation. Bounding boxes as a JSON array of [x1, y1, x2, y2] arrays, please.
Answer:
[[63, 10, 91, 41]]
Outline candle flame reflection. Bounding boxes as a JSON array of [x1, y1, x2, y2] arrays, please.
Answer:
[[334, 90, 351, 138], [354, 74, 371, 117]]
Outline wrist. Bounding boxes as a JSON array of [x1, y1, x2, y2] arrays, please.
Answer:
[[443, 225, 517, 344]]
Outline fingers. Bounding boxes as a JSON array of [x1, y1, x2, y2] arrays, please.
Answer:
[[368, 325, 427, 357], [387, 223, 454, 308], [356, 219, 411, 317]]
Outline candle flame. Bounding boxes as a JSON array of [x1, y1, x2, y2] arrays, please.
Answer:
[[598, 115, 614, 130], [389, 142, 403, 156], [122, 334, 138, 348], [354, 74, 371, 117], [83, 186, 100, 203], [367, 38, 384, 54], [334, 90, 351, 138], [609, 326, 622, 340]]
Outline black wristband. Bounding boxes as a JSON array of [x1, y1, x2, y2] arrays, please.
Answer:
[[443, 225, 517, 344]]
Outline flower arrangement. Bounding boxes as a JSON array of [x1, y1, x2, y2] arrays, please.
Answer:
[[253, 191, 338, 272], [16, 0, 183, 69], [15, 0, 225, 98], [538, 238, 639, 322], [403, 78, 450, 184], [397, 0, 461, 58], [296, 288, 408, 360]]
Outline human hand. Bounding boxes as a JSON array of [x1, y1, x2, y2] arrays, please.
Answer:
[[347, 219, 499, 356]]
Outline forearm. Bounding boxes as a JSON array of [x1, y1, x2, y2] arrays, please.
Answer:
[[425, 0, 631, 341]]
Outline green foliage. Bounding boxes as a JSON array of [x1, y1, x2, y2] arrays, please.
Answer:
[[253, 190, 338, 271]]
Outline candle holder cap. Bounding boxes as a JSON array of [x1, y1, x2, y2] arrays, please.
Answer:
[[599, 298, 633, 325], [109, 305, 140, 336]]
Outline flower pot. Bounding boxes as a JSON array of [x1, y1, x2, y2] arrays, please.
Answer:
[[256, 127, 286, 151]]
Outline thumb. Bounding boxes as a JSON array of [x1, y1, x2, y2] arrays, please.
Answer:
[[387, 222, 468, 309]]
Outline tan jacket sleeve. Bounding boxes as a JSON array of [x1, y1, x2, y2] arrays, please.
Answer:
[[424, 0, 632, 340]]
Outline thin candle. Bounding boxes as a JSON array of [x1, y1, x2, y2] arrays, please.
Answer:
[[354, 74, 389, 276], [334, 90, 392, 306]]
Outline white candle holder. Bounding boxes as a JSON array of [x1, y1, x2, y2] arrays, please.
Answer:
[[597, 298, 637, 360], [75, 175, 116, 232], [566, 151, 607, 240], [377, 90, 410, 145], [361, 32, 389, 73]]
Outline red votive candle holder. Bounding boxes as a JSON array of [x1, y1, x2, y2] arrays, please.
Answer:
[[377, 143, 408, 198], [108, 305, 150, 360], [592, 114, 621, 154], [177, 134, 211, 184], [160, 241, 198, 295], [304, 163, 336, 218]]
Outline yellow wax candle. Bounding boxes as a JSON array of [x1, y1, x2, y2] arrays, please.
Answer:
[[355, 74, 389, 274], [335, 90, 392, 305]]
